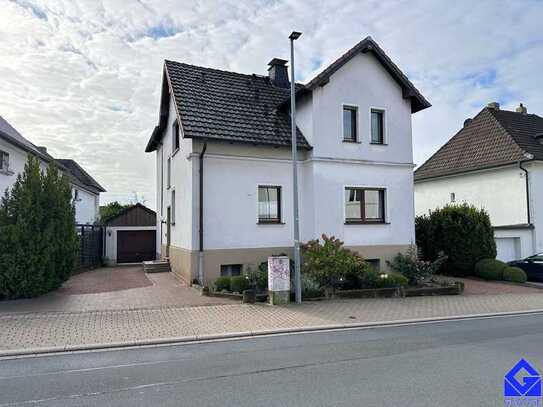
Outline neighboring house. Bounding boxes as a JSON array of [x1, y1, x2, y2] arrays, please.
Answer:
[[0, 115, 105, 224], [414, 102, 543, 262], [145, 36, 430, 285], [103, 203, 157, 265]]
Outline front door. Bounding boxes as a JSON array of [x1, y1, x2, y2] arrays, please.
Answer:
[[166, 206, 171, 258]]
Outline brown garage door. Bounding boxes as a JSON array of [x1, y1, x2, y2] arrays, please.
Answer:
[[117, 230, 156, 263]]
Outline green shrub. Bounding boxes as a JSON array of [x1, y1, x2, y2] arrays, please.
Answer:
[[503, 267, 527, 283], [301, 234, 369, 289], [359, 269, 408, 288], [230, 275, 250, 293], [416, 204, 497, 276], [246, 265, 268, 290], [0, 157, 77, 299], [386, 246, 447, 285], [475, 259, 507, 280], [214, 276, 231, 291], [301, 274, 324, 299]]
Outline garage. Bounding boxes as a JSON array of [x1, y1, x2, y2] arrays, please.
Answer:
[[495, 237, 520, 263], [117, 230, 156, 263], [104, 203, 157, 265]]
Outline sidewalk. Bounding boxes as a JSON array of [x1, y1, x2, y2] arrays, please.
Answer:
[[2, 292, 543, 356]]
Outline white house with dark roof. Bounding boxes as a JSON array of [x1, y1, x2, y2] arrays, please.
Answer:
[[0, 115, 105, 224], [146, 36, 430, 285], [415, 102, 543, 262]]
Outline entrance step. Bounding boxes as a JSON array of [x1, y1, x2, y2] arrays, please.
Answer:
[[143, 260, 171, 273]]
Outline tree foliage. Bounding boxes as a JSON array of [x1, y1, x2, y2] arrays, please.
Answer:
[[99, 201, 130, 223], [416, 204, 496, 276], [0, 156, 77, 299]]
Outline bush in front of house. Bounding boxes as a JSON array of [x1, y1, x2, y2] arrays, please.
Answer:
[[415, 204, 497, 276], [214, 276, 231, 291], [475, 259, 507, 280], [359, 269, 408, 288], [301, 234, 370, 290], [386, 246, 447, 285], [503, 267, 527, 283], [230, 275, 250, 293], [0, 157, 77, 300]]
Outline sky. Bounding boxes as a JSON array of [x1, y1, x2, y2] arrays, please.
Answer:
[[1, 0, 542, 209]]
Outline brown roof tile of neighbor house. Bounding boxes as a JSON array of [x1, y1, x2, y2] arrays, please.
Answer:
[[414, 104, 543, 182]]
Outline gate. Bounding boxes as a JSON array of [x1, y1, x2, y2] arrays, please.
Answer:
[[75, 225, 103, 271]]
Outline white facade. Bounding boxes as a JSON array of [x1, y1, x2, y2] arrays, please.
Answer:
[[415, 163, 543, 262], [156, 49, 421, 283], [0, 137, 100, 225]]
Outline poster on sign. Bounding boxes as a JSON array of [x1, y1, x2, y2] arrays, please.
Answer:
[[267, 256, 290, 292]]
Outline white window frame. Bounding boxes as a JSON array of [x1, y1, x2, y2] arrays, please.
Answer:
[[0, 150, 9, 172], [172, 120, 180, 153], [171, 189, 176, 225], [369, 107, 387, 145], [256, 183, 284, 224], [341, 103, 360, 143], [343, 184, 389, 224], [166, 157, 171, 189]]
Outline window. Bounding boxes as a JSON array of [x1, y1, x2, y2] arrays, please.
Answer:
[[221, 264, 242, 277], [167, 157, 171, 189], [366, 259, 381, 271], [171, 190, 176, 225], [172, 120, 180, 152], [0, 150, 9, 171], [450, 192, 456, 203], [343, 106, 357, 142], [74, 189, 80, 202], [258, 185, 281, 223], [345, 187, 385, 223], [371, 109, 385, 144]]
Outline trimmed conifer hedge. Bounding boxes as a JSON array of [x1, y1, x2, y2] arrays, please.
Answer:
[[0, 157, 78, 299]]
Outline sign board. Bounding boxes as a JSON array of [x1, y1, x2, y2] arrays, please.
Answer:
[[268, 256, 290, 292]]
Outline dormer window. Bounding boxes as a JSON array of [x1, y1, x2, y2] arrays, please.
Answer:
[[172, 120, 180, 152], [343, 106, 358, 142], [0, 150, 9, 172]]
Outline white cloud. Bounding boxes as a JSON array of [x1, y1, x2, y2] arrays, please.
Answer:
[[1, 0, 542, 209]]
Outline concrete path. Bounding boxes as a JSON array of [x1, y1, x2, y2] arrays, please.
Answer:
[[2, 313, 542, 406], [2, 292, 543, 355]]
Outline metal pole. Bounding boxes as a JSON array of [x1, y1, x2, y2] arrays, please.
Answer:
[[289, 31, 302, 304]]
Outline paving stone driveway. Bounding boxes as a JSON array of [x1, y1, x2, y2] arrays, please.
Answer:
[[0, 266, 236, 314]]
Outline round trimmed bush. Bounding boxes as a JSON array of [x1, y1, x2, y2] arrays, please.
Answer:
[[385, 272, 409, 287], [214, 276, 231, 291], [230, 275, 250, 293], [475, 259, 507, 280], [503, 267, 527, 283]]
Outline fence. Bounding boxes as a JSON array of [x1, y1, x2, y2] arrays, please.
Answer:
[[75, 224, 103, 271]]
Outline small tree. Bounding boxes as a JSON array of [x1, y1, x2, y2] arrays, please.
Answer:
[[416, 204, 496, 276], [99, 201, 129, 223]]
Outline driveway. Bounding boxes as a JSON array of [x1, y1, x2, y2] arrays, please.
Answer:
[[0, 266, 237, 314]]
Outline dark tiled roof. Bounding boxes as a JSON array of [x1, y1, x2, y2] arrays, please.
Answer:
[[415, 107, 543, 182], [56, 159, 106, 192], [0, 115, 54, 162], [160, 61, 309, 150]]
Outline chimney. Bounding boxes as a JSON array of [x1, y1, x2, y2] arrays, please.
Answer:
[[487, 102, 500, 110], [268, 58, 289, 88], [516, 103, 527, 114], [37, 146, 47, 155]]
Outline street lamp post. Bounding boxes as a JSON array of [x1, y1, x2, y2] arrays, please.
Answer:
[[289, 31, 302, 304]]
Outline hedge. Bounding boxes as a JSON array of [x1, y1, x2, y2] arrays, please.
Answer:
[[230, 275, 250, 293], [416, 204, 496, 276], [503, 267, 527, 283], [475, 259, 507, 280], [214, 276, 231, 291]]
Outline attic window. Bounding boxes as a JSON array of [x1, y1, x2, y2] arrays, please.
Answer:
[[172, 120, 180, 152], [537, 133, 543, 145]]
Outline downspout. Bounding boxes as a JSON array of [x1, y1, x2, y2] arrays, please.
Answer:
[[160, 141, 164, 257], [519, 160, 531, 225], [198, 142, 207, 285]]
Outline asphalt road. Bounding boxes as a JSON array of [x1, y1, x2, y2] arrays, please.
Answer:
[[1, 313, 543, 406]]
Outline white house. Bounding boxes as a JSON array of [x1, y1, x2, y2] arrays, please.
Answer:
[[414, 102, 543, 262], [145, 36, 431, 285], [0, 115, 105, 224]]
